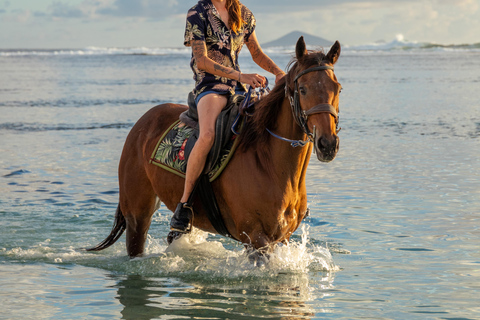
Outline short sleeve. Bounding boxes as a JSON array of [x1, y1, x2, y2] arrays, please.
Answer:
[[184, 7, 206, 47], [243, 8, 256, 42]]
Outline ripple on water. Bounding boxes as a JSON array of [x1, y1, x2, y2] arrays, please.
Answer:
[[2, 169, 31, 177]]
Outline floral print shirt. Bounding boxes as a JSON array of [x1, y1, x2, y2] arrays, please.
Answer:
[[184, 0, 256, 98]]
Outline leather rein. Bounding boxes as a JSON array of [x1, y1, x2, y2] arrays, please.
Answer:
[[269, 65, 339, 148]]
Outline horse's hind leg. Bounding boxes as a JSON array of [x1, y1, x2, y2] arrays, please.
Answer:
[[123, 196, 158, 258], [119, 159, 158, 258]]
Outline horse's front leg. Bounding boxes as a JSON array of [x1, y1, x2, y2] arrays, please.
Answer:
[[239, 230, 275, 266], [244, 245, 271, 267]]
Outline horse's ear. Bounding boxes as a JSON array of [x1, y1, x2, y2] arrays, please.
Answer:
[[296, 36, 308, 60], [326, 41, 341, 65]]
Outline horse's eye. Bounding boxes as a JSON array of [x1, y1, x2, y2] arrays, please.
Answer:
[[299, 87, 307, 95]]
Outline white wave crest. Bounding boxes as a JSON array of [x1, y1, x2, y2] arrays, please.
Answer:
[[1, 37, 479, 57], [0, 47, 191, 57]]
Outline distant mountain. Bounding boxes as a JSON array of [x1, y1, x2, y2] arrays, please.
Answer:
[[262, 31, 333, 48]]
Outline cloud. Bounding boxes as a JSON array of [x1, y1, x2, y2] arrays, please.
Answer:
[[241, 0, 420, 13], [43, 0, 183, 19], [2, 0, 479, 48], [0, 0, 8, 13], [41, 0, 422, 19], [48, 1, 85, 18], [99, 0, 179, 17], [249, 0, 480, 46]]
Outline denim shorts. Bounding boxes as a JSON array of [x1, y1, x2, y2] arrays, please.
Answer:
[[195, 86, 246, 105]]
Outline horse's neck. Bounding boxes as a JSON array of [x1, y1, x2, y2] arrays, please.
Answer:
[[264, 98, 312, 188]]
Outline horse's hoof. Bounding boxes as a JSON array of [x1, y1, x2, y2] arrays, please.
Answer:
[[247, 250, 270, 267], [167, 230, 184, 245]]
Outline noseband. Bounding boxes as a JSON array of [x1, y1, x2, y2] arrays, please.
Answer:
[[286, 65, 339, 141]]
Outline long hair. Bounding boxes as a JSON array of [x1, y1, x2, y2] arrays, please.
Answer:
[[226, 0, 244, 33]]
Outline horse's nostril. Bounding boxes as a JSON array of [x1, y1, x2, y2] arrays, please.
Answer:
[[318, 135, 339, 151], [319, 137, 327, 148], [319, 136, 331, 149]]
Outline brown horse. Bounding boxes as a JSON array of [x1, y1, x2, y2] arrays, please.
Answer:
[[87, 37, 341, 258]]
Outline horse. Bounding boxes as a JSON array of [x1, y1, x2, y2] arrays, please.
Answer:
[[86, 36, 342, 258]]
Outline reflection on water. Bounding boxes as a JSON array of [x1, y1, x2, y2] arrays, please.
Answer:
[[0, 243, 337, 320], [115, 273, 326, 320]]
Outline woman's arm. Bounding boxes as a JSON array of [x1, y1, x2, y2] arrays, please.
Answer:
[[191, 40, 266, 88], [245, 31, 285, 84]]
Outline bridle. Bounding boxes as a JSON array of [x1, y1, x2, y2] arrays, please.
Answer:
[[238, 64, 340, 148], [267, 64, 340, 148]]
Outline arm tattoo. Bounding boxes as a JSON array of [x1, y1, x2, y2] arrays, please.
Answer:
[[191, 40, 236, 78], [191, 40, 206, 60], [247, 37, 282, 75], [214, 64, 235, 75]]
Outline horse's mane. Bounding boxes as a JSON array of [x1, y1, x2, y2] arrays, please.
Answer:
[[238, 50, 327, 151]]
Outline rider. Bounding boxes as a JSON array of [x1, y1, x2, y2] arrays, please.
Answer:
[[168, 0, 285, 242]]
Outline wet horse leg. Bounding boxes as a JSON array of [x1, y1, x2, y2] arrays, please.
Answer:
[[239, 229, 273, 266], [123, 197, 157, 258], [119, 158, 158, 258]]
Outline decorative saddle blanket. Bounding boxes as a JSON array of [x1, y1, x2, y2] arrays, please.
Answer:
[[149, 91, 247, 181], [150, 120, 240, 181]]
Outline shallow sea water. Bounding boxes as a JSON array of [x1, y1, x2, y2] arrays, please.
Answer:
[[0, 47, 479, 319]]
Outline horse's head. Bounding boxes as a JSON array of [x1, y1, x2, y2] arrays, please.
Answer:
[[286, 37, 341, 162]]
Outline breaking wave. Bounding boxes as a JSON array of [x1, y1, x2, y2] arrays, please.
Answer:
[[345, 34, 480, 53], [1, 35, 479, 57], [0, 46, 192, 57]]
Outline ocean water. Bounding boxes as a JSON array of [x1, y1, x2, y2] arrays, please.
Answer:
[[1, 39, 479, 319]]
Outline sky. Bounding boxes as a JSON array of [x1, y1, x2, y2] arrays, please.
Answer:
[[0, 0, 479, 49]]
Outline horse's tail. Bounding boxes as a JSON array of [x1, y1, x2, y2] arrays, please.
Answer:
[[85, 204, 126, 252]]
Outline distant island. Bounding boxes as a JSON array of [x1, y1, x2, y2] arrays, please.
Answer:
[[262, 31, 333, 48]]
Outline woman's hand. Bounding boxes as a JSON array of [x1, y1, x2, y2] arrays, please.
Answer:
[[239, 73, 267, 89]]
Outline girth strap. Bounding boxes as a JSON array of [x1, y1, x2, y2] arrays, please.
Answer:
[[189, 174, 236, 240]]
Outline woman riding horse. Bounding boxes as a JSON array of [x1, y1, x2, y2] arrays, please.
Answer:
[[169, 0, 285, 243], [86, 35, 342, 258]]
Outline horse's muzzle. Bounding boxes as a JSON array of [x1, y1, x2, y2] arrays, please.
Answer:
[[315, 134, 339, 162]]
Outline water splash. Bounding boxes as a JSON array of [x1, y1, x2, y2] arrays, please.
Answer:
[[129, 225, 340, 278], [2, 225, 338, 279]]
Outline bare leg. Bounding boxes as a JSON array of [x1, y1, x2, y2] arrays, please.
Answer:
[[180, 93, 227, 202], [168, 93, 228, 242]]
